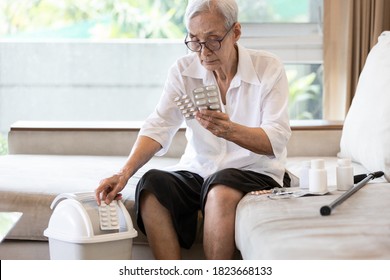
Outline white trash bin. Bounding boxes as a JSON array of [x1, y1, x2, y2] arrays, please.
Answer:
[[44, 192, 137, 260]]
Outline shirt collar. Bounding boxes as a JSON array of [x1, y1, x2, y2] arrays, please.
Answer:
[[182, 44, 261, 87], [236, 44, 261, 86], [182, 53, 213, 84]]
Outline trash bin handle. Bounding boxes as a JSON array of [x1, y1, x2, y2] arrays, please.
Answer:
[[117, 200, 134, 231], [50, 194, 95, 237], [51, 192, 95, 209]]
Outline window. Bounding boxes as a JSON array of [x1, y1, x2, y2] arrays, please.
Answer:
[[0, 0, 187, 39], [237, 0, 323, 120], [0, 0, 323, 154]]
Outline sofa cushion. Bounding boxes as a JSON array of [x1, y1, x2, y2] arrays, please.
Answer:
[[338, 31, 390, 181], [236, 181, 390, 259], [0, 154, 180, 243], [236, 157, 390, 259]]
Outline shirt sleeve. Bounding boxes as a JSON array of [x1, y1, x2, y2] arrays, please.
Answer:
[[259, 57, 291, 159]]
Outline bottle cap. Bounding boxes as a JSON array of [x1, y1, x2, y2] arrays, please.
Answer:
[[337, 158, 351, 167], [311, 159, 325, 169]]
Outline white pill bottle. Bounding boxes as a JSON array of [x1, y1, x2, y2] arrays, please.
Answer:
[[299, 161, 311, 189], [309, 159, 328, 193], [336, 158, 354, 191]]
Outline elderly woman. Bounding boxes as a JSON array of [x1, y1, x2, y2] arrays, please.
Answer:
[[95, 0, 291, 260]]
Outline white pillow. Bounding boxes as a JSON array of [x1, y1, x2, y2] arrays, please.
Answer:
[[338, 31, 390, 182]]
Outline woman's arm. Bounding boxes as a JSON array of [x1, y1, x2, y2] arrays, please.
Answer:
[[95, 135, 162, 205], [195, 110, 274, 156]]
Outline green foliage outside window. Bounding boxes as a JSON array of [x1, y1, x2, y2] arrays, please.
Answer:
[[287, 65, 323, 120], [0, 134, 8, 156], [0, 0, 187, 39], [237, 0, 312, 23], [0, 0, 316, 39]]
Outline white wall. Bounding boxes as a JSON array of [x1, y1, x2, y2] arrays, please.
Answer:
[[0, 40, 186, 134]]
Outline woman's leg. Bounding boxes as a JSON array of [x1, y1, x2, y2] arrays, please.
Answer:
[[135, 169, 203, 259], [201, 168, 284, 259], [203, 184, 244, 259], [140, 191, 181, 259]]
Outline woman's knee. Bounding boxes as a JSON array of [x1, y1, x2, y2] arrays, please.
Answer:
[[141, 169, 169, 185], [140, 191, 169, 220], [206, 185, 244, 208]]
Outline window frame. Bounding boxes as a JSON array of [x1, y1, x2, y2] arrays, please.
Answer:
[[239, 22, 323, 64]]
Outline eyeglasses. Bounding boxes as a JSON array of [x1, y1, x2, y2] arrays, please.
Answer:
[[184, 24, 235, 52]]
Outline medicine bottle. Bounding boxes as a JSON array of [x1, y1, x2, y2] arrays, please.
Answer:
[[299, 161, 311, 189], [336, 158, 354, 191], [309, 159, 328, 193]]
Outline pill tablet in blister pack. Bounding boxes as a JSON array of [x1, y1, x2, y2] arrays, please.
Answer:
[[98, 200, 120, 230], [192, 85, 222, 111], [173, 94, 197, 119], [173, 85, 222, 120]]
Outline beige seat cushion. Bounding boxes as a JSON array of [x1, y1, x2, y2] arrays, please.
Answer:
[[0, 154, 179, 244]]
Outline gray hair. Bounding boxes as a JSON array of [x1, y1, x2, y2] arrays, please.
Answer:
[[184, 0, 238, 31]]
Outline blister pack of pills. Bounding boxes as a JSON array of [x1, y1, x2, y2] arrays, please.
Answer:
[[98, 200, 120, 230], [174, 85, 222, 120], [173, 94, 198, 120]]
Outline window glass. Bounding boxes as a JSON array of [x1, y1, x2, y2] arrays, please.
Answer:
[[286, 64, 323, 120], [237, 0, 322, 23], [1, 0, 322, 38], [0, 1, 323, 155], [0, 0, 186, 39]]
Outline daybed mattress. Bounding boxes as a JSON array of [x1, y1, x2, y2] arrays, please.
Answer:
[[236, 157, 390, 259]]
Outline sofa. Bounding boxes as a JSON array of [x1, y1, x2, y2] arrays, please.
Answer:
[[1, 119, 388, 260], [235, 31, 390, 259], [1, 31, 389, 260], [0, 120, 338, 260]]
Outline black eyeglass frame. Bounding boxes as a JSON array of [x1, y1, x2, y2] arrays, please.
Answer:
[[184, 23, 236, 52]]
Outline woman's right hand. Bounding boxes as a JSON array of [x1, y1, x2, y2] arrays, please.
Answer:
[[95, 172, 130, 205], [94, 135, 162, 205]]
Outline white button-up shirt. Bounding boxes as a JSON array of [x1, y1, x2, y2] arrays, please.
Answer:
[[139, 44, 291, 186]]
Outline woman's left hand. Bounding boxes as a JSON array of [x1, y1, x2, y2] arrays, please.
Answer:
[[195, 109, 233, 139]]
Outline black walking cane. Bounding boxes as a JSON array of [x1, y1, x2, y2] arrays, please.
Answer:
[[320, 171, 384, 216]]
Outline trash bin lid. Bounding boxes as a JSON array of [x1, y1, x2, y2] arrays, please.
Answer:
[[44, 193, 137, 244]]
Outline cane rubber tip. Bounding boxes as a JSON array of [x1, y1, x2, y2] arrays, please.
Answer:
[[320, 205, 331, 216], [372, 171, 384, 178]]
